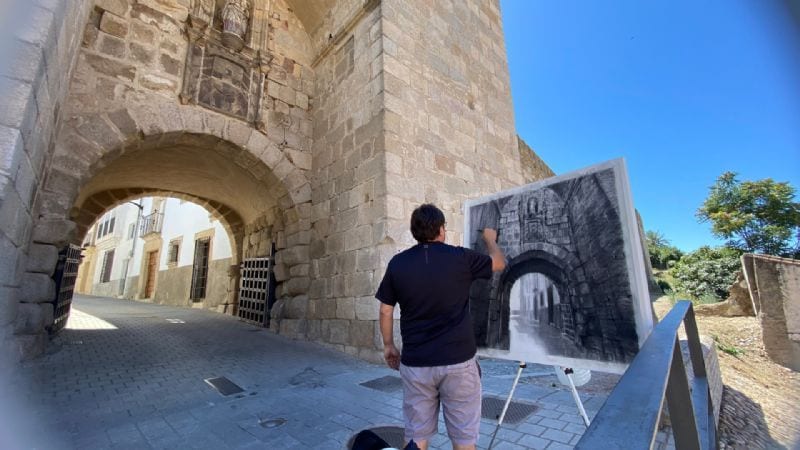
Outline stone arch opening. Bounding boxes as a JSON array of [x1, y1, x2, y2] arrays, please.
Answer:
[[33, 101, 312, 329]]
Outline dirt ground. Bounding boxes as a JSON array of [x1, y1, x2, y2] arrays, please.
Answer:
[[653, 298, 800, 449]]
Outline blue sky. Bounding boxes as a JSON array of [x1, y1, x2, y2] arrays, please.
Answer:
[[500, 1, 800, 252]]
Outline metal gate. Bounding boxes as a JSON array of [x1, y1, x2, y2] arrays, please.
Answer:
[[237, 243, 276, 327], [50, 244, 82, 334]]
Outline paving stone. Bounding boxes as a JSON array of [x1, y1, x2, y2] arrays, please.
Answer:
[[541, 428, 575, 444], [539, 417, 567, 430], [517, 434, 552, 449], [546, 442, 574, 450]]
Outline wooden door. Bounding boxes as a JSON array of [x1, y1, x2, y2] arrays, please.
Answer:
[[144, 251, 158, 298]]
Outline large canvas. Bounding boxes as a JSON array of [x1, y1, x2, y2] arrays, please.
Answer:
[[464, 158, 653, 373]]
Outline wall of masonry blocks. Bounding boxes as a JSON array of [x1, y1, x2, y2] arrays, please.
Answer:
[[0, 0, 94, 365], [379, 0, 526, 248], [0, 0, 554, 365]]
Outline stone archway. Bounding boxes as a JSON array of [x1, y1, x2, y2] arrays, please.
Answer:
[[28, 100, 312, 339]]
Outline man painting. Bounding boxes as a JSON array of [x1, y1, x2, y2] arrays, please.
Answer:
[[377, 204, 506, 450]]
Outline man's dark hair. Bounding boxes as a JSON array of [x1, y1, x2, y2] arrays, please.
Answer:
[[410, 204, 445, 243]]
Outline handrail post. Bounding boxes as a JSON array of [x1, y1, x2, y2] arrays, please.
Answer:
[[665, 336, 702, 450]]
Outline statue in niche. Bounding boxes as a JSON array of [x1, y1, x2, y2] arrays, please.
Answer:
[[221, 0, 251, 51]]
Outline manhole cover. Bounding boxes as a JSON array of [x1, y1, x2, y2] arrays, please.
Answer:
[[359, 375, 402, 393], [346, 426, 404, 450], [204, 377, 244, 396], [259, 417, 286, 428], [481, 396, 538, 424]]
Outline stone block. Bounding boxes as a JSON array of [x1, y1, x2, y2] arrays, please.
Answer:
[[0, 125, 23, 179], [0, 190, 31, 247], [99, 11, 129, 38], [355, 296, 379, 321], [179, 106, 204, 134], [14, 154, 37, 211], [135, 0, 189, 23], [13, 302, 53, 335], [285, 277, 310, 296], [95, 0, 129, 17], [350, 320, 375, 348], [346, 271, 374, 297], [0, 236, 21, 287], [25, 244, 58, 275], [312, 298, 336, 319], [279, 318, 307, 338], [14, 333, 47, 361], [32, 219, 76, 246], [159, 53, 182, 77], [0, 77, 36, 131], [131, 22, 156, 45], [324, 319, 350, 345], [140, 73, 177, 91], [1, 39, 45, 84], [107, 108, 139, 138], [20, 272, 55, 304], [286, 230, 311, 247], [336, 297, 355, 320], [288, 263, 310, 277], [76, 115, 123, 150], [0, 287, 20, 327], [15, 5, 56, 48], [279, 245, 309, 266], [83, 53, 136, 82], [287, 149, 312, 171]]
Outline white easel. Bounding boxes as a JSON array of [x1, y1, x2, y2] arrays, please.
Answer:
[[487, 362, 591, 450]]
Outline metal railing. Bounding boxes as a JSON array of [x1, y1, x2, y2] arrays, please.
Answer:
[[139, 212, 164, 237], [576, 301, 716, 450]]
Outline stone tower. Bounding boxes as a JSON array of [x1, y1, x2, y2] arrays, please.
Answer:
[[0, 0, 553, 369]]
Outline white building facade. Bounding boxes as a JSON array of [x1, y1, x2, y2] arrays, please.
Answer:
[[76, 198, 235, 312]]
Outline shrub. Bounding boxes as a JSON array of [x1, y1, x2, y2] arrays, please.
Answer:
[[669, 246, 741, 302]]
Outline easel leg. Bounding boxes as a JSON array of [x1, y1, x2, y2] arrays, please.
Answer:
[[562, 367, 591, 427], [488, 361, 526, 450]]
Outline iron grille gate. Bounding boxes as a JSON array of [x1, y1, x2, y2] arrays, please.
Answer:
[[50, 244, 82, 334], [237, 243, 276, 327]]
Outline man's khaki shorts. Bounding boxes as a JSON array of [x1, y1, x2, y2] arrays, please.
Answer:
[[399, 357, 481, 445]]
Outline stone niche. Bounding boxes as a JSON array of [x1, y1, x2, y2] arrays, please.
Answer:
[[181, 1, 266, 124]]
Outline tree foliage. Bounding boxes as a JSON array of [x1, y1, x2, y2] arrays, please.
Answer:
[[698, 172, 800, 256], [669, 246, 742, 301], [646, 230, 683, 269]]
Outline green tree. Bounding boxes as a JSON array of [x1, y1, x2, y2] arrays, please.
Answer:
[[646, 230, 683, 269], [698, 172, 800, 256], [669, 246, 742, 302]]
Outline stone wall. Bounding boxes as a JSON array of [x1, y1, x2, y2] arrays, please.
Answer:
[[742, 253, 800, 371], [305, 1, 385, 361], [1, 0, 93, 362], [518, 136, 555, 182], [380, 0, 524, 248]]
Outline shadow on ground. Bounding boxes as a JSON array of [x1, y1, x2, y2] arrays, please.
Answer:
[[718, 385, 785, 449]]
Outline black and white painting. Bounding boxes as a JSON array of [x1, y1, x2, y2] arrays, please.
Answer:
[[464, 158, 653, 373]]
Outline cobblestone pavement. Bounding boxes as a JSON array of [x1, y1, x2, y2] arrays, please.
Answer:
[[4, 295, 668, 449]]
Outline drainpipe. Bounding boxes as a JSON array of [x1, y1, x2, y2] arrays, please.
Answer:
[[121, 201, 144, 297]]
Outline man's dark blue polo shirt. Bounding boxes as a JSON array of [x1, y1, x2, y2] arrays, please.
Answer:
[[376, 241, 492, 367]]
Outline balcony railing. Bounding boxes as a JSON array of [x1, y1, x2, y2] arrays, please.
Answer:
[[139, 212, 164, 237]]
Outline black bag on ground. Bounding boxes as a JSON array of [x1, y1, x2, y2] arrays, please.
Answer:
[[351, 429, 390, 450]]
